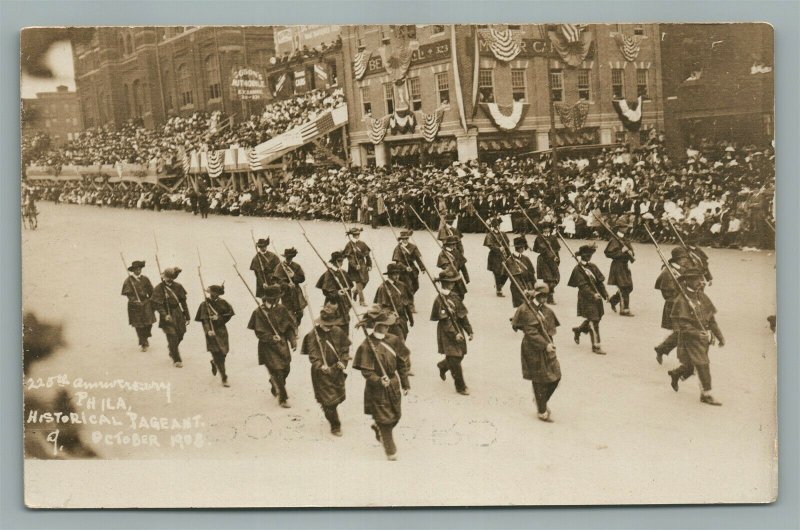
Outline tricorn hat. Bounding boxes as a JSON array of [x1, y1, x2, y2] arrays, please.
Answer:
[[386, 262, 405, 275], [670, 247, 689, 261], [256, 238, 270, 248], [489, 216, 502, 227], [356, 305, 397, 328], [513, 236, 528, 249], [528, 281, 550, 297], [679, 266, 705, 280], [329, 251, 345, 263], [206, 284, 225, 296], [435, 268, 463, 284], [347, 227, 363, 236], [282, 247, 298, 258], [127, 260, 146, 272], [163, 267, 182, 280], [577, 244, 597, 257], [443, 235, 460, 246], [261, 284, 282, 300], [315, 304, 344, 327], [398, 229, 413, 239]]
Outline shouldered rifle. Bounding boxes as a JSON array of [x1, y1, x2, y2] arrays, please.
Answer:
[[196, 247, 226, 353], [153, 231, 180, 321], [472, 207, 552, 346], [643, 224, 707, 334], [385, 212, 416, 270], [250, 229, 269, 287], [514, 198, 559, 262], [389, 209, 465, 338], [369, 249, 402, 321], [223, 241, 287, 347], [408, 204, 466, 293], [120, 251, 140, 302], [593, 212, 635, 260], [270, 239, 306, 305], [666, 217, 688, 249], [339, 214, 366, 271], [297, 222, 390, 382], [301, 285, 337, 369], [552, 230, 608, 302]]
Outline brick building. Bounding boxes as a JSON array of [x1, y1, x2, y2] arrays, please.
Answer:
[[21, 85, 83, 146], [660, 23, 774, 157], [72, 26, 275, 130], [341, 24, 665, 166]]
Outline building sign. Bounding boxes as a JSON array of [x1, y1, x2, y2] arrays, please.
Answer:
[[365, 41, 452, 76], [231, 68, 267, 100], [479, 38, 595, 59], [294, 70, 306, 87]]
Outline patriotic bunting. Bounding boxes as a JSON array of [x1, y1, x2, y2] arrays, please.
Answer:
[[367, 116, 390, 144], [206, 150, 224, 178], [613, 33, 644, 62], [554, 100, 589, 131], [482, 101, 528, 131], [300, 111, 337, 142], [353, 50, 369, 80], [549, 24, 592, 68], [612, 96, 644, 131], [378, 25, 419, 83], [178, 147, 191, 175], [478, 28, 522, 62], [389, 108, 416, 134], [420, 109, 445, 142], [248, 148, 262, 172]]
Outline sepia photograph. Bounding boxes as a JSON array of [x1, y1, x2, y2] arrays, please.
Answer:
[[20, 22, 777, 508]]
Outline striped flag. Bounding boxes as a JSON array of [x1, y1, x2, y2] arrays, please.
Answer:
[[314, 64, 328, 84], [275, 73, 287, 94], [206, 150, 224, 178], [299, 111, 336, 143], [248, 148, 262, 172], [559, 24, 586, 43]]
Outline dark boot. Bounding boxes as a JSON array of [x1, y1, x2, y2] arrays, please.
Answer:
[[210, 360, 217, 376], [609, 292, 619, 313], [572, 327, 581, 344], [668, 370, 680, 392], [700, 393, 722, 406], [437, 359, 448, 381]]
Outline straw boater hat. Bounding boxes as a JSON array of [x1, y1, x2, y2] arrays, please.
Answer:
[[256, 238, 270, 248], [127, 260, 145, 272], [315, 304, 344, 327], [282, 247, 298, 258]]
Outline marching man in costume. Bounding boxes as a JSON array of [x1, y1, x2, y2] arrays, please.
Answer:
[[568, 245, 609, 355], [342, 227, 372, 307], [431, 268, 474, 396], [121, 260, 156, 352], [195, 284, 235, 387], [605, 219, 636, 316], [511, 282, 561, 423], [151, 267, 191, 367]]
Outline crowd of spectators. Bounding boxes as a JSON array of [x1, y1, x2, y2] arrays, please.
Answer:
[[28, 134, 776, 249], [22, 87, 346, 169]]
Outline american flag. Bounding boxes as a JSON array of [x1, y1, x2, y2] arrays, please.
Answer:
[[559, 24, 586, 43], [314, 64, 328, 82], [299, 111, 336, 143]]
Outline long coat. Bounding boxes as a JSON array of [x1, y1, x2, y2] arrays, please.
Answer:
[[670, 289, 723, 366], [567, 262, 608, 320], [533, 235, 561, 283], [507, 253, 536, 308], [343, 240, 372, 285], [654, 265, 681, 330], [316, 267, 354, 326], [250, 251, 280, 297], [352, 334, 410, 424], [121, 274, 156, 327], [511, 302, 561, 383], [430, 292, 473, 358], [392, 242, 425, 294], [301, 326, 351, 407], [194, 297, 235, 355], [604, 238, 634, 288], [247, 303, 297, 371], [272, 260, 307, 315], [151, 281, 190, 336], [374, 280, 414, 339], [483, 230, 510, 275]]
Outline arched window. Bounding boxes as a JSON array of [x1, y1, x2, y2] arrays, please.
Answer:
[[124, 84, 131, 117], [205, 55, 221, 100], [178, 65, 193, 107], [162, 70, 173, 110]]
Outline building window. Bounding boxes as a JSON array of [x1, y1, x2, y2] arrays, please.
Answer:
[[549, 69, 563, 102], [636, 68, 649, 99], [205, 55, 221, 100], [431, 25, 446, 36], [634, 25, 644, 36], [179, 65, 193, 107], [132, 79, 144, 117], [577, 68, 591, 100], [436, 72, 450, 105], [360, 86, 372, 117], [408, 77, 422, 111], [163, 70, 173, 110], [478, 68, 494, 103], [611, 68, 624, 99], [615, 130, 626, 144], [511, 68, 527, 102], [383, 82, 394, 114], [124, 84, 131, 116]]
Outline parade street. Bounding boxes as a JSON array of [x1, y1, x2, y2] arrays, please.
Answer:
[[22, 202, 776, 505]]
